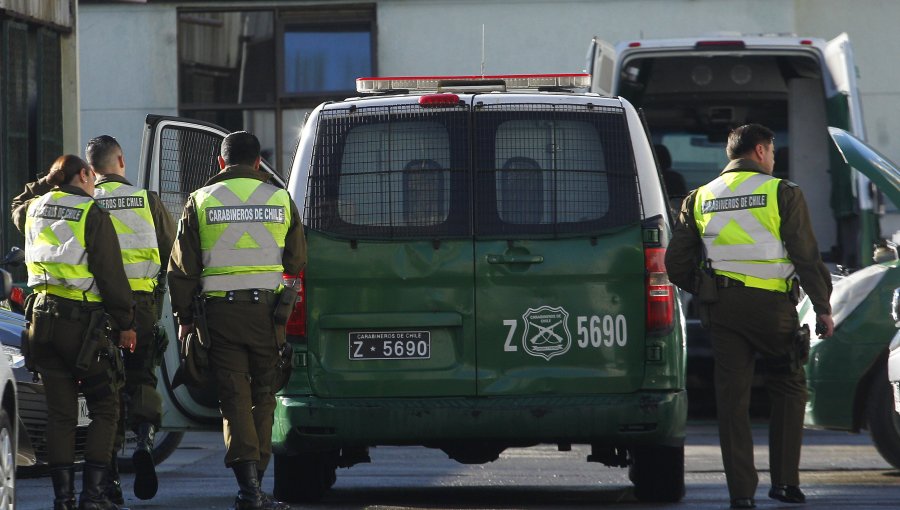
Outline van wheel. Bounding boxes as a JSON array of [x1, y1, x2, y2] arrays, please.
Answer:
[[273, 451, 337, 503], [867, 367, 900, 469], [629, 444, 685, 502]]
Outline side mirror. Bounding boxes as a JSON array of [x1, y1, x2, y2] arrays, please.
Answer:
[[0, 269, 11, 300], [2, 246, 24, 267]]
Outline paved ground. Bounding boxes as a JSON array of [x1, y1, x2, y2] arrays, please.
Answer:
[[14, 421, 900, 509]]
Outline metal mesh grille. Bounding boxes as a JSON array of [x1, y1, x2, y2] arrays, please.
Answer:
[[474, 104, 639, 237], [305, 104, 470, 239], [2, 21, 30, 270], [37, 28, 63, 174], [158, 126, 222, 221]]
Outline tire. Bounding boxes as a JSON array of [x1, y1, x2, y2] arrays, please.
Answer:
[[0, 410, 15, 510], [117, 430, 185, 473], [273, 451, 337, 503], [629, 444, 685, 503], [867, 367, 900, 469]]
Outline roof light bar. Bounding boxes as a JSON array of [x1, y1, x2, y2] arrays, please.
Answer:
[[356, 73, 591, 93]]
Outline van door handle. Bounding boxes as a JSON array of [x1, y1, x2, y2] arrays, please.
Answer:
[[486, 254, 544, 265]]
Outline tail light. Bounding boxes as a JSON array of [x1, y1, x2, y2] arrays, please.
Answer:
[[645, 247, 674, 334], [9, 286, 24, 310], [283, 269, 306, 338]]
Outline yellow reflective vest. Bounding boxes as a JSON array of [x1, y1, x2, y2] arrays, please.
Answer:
[[694, 171, 795, 292], [94, 181, 161, 292], [24, 191, 101, 301], [192, 178, 291, 294]]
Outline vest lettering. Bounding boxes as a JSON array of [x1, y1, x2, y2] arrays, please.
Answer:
[[701, 194, 767, 214], [96, 195, 145, 210], [206, 205, 285, 225]]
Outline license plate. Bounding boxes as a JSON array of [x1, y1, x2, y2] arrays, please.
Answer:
[[349, 331, 431, 360], [77, 396, 92, 427]]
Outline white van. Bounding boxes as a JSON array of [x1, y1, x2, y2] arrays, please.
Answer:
[[586, 33, 898, 270]]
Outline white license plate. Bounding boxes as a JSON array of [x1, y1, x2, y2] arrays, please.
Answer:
[[77, 396, 92, 427], [349, 331, 431, 360], [893, 382, 900, 414]]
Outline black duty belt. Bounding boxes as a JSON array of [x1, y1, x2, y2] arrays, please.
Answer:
[[208, 289, 276, 304], [715, 275, 745, 288], [38, 293, 103, 320]]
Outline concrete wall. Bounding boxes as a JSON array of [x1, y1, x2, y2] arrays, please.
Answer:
[[78, 3, 179, 182], [78, 0, 900, 172]]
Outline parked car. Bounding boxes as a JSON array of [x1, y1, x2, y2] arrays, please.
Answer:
[[0, 268, 19, 506], [135, 74, 688, 503], [0, 246, 181, 474], [800, 127, 900, 469]]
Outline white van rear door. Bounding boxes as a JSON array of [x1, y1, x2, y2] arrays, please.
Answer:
[[825, 33, 866, 139], [138, 115, 282, 428], [588, 37, 617, 96]]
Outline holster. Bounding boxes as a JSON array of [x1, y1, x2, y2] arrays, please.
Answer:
[[272, 285, 300, 348], [28, 294, 58, 345], [21, 293, 39, 377], [696, 270, 719, 329], [75, 307, 108, 372], [192, 294, 210, 348], [766, 324, 811, 375], [152, 321, 170, 367]]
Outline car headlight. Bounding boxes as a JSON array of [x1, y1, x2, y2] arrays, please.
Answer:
[[2, 344, 25, 369]]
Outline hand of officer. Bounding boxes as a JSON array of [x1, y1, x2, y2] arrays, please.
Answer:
[[118, 328, 137, 353], [178, 323, 193, 343], [816, 313, 835, 338]]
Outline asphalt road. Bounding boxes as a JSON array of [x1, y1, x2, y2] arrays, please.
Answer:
[[15, 422, 900, 509]]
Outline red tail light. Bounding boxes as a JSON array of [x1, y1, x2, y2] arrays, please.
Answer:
[[9, 286, 24, 309], [645, 247, 674, 334], [283, 269, 306, 338]]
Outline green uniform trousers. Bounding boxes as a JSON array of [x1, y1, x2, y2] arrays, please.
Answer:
[[708, 285, 807, 500], [113, 292, 164, 450], [206, 296, 279, 472], [30, 294, 120, 466]]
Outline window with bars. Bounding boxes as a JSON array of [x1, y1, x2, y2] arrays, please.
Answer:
[[304, 102, 639, 240], [157, 126, 223, 221]]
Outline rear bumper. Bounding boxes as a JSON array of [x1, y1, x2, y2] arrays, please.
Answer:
[[273, 390, 686, 454]]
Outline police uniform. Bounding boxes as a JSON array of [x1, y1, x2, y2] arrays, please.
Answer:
[[94, 174, 175, 501], [168, 165, 306, 509], [665, 158, 832, 503], [12, 180, 134, 510]]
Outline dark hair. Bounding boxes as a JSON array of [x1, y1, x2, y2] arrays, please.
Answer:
[[726, 124, 775, 160], [220, 131, 261, 166], [50, 155, 91, 185], [85, 135, 122, 173]]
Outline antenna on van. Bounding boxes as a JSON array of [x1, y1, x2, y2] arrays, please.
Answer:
[[481, 24, 486, 78]]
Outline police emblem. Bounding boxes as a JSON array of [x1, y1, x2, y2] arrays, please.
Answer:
[[521, 306, 572, 360]]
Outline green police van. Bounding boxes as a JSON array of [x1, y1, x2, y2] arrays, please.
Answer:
[[135, 73, 686, 503]]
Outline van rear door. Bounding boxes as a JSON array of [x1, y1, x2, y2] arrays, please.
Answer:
[[138, 115, 283, 427], [825, 33, 866, 138], [587, 37, 618, 96], [471, 96, 647, 396], [301, 99, 477, 399]]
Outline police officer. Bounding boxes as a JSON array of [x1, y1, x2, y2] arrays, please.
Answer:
[[168, 132, 306, 510], [86, 135, 176, 501], [665, 124, 835, 509], [11, 155, 136, 510]]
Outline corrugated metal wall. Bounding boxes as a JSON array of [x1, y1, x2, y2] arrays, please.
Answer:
[[0, 0, 72, 29]]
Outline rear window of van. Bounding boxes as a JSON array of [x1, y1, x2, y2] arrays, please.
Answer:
[[304, 102, 639, 239]]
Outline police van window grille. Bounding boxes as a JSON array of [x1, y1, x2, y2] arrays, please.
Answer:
[[474, 104, 639, 237], [305, 105, 470, 238], [158, 126, 223, 221]]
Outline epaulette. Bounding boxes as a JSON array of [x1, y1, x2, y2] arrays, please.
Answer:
[[781, 179, 800, 188]]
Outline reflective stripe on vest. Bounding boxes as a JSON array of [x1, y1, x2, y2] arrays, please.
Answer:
[[24, 191, 101, 301], [94, 181, 161, 292], [694, 172, 795, 289], [193, 178, 291, 293]]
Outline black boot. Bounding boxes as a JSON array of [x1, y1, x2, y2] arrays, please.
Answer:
[[50, 464, 77, 510], [132, 422, 158, 500], [231, 461, 263, 510], [79, 462, 128, 510], [257, 469, 291, 510], [104, 455, 124, 505]]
